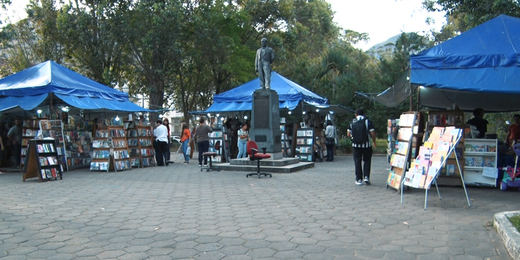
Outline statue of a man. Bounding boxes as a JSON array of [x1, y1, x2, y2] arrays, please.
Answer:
[[255, 37, 275, 89]]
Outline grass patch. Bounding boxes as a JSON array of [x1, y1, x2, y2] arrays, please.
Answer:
[[509, 215, 520, 233]]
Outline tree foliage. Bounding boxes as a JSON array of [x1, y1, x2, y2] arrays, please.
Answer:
[[1, 0, 471, 138]]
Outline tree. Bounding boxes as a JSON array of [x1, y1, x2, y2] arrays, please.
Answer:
[[424, 0, 520, 29]]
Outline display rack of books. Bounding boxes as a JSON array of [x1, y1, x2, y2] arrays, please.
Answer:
[[23, 139, 62, 182], [21, 118, 41, 168], [39, 120, 68, 172], [401, 126, 471, 209], [136, 125, 155, 167], [208, 128, 224, 163], [387, 118, 398, 163], [427, 110, 465, 186], [91, 126, 111, 171], [90, 125, 131, 172], [280, 117, 292, 157], [387, 112, 417, 191], [295, 128, 314, 162], [63, 130, 92, 169], [127, 127, 140, 167], [463, 138, 498, 187]]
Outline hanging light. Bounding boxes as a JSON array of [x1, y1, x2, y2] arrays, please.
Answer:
[[302, 111, 306, 115], [244, 115, 248, 120], [316, 109, 320, 112], [61, 106, 70, 112], [115, 115, 120, 121], [288, 111, 292, 115]]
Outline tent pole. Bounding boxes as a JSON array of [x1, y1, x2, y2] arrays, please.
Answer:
[[416, 86, 420, 111], [409, 84, 413, 111]]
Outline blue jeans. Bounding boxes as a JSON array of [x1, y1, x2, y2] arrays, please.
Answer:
[[182, 139, 190, 162], [237, 140, 248, 158]]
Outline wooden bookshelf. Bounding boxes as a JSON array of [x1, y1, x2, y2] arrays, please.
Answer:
[[21, 118, 41, 168], [39, 120, 68, 172], [90, 125, 131, 172], [387, 112, 418, 191], [136, 125, 155, 167], [63, 130, 92, 169], [23, 139, 62, 182]]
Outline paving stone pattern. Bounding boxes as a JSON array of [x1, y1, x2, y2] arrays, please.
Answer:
[[0, 155, 518, 259]]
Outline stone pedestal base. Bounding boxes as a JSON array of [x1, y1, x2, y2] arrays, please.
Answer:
[[249, 89, 282, 154]]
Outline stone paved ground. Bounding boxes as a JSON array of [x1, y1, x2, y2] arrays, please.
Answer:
[[0, 155, 518, 260]]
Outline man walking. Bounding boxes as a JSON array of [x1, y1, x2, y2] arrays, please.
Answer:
[[255, 37, 275, 89], [347, 109, 376, 186], [153, 120, 169, 166], [193, 117, 212, 167]]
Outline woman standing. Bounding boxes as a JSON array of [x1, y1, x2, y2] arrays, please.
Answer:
[[180, 123, 191, 164], [237, 123, 249, 158]]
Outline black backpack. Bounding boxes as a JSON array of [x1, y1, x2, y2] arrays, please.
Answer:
[[351, 118, 368, 144]]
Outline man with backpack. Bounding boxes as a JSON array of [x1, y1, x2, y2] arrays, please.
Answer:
[[347, 108, 377, 186]]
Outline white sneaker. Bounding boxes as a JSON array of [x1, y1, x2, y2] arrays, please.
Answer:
[[364, 177, 371, 185], [355, 180, 363, 186]]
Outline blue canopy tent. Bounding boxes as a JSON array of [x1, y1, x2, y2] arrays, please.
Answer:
[[194, 71, 350, 115], [410, 14, 520, 112], [0, 60, 149, 113]]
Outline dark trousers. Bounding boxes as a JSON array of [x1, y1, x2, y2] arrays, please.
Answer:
[[165, 140, 171, 162], [197, 140, 210, 165], [13, 143, 21, 167], [353, 146, 373, 181], [325, 138, 335, 161], [154, 141, 169, 166]]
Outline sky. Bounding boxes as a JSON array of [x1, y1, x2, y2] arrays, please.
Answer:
[[5, 0, 446, 51], [326, 0, 447, 50]]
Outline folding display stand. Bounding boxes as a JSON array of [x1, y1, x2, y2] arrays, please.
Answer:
[[401, 128, 471, 210]]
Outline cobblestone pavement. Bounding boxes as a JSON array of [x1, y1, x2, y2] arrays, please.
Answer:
[[0, 155, 518, 260]]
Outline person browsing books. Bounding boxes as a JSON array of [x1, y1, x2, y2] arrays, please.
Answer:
[[7, 118, 22, 168], [153, 120, 169, 166], [324, 120, 336, 162], [466, 108, 488, 138]]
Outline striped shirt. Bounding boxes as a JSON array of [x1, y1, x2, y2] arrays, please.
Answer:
[[348, 115, 375, 148]]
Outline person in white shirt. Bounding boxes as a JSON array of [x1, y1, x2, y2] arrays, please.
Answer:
[[154, 120, 170, 166]]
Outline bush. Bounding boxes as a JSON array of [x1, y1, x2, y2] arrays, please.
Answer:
[[336, 138, 352, 154]]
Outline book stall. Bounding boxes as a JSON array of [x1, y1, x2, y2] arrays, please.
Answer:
[[3, 107, 154, 181], [401, 126, 471, 209], [0, 61, 150, 180], [389, 109, 502, 193]]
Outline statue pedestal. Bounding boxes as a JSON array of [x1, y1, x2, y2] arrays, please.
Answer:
[[249, 89, 282, 159]]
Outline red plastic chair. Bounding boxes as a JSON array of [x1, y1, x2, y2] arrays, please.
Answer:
[[245, 141, 272, 178]]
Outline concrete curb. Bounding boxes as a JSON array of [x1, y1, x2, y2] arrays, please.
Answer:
[[494, 211, 520, 260]]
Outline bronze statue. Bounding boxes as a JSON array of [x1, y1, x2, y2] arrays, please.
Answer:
[[255, 37, 275, 89]]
